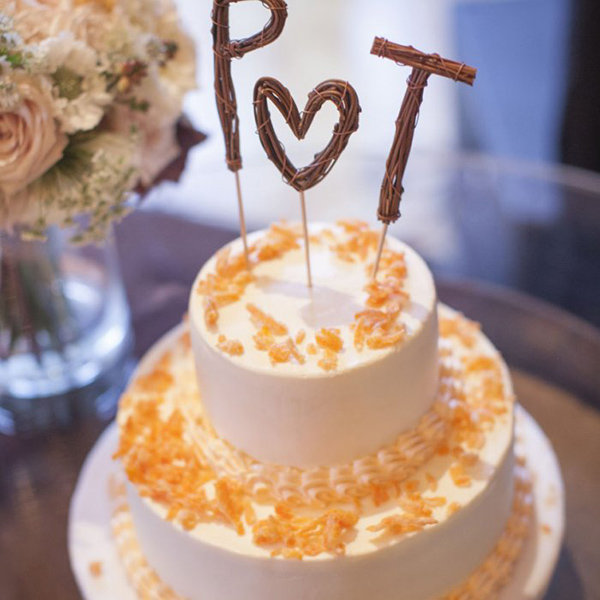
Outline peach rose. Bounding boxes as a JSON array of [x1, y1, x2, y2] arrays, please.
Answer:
[[0, 76, 68, 197]]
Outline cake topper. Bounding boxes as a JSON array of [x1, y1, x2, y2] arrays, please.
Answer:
[[212, 0, 288, 265], [370, 37, 476, 279], [253, 77, 361, 287]]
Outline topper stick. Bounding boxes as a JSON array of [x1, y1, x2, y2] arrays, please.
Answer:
[[299, 190, 313, 288], [370, 37, 476, 279], [212, 0, 288, 266], [234, 170, 249, 267], [372, 222, 388, 280]]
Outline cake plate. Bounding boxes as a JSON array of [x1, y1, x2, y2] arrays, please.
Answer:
[[68, 325, 565, 600]]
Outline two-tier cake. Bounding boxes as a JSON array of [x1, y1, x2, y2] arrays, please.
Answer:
[[112, 220, 535, 599]]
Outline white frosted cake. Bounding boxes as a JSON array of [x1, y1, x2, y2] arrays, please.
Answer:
[[113, 221, 534, 600]]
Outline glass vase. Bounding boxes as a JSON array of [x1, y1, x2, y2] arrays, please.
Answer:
[[0, 228, 134, 434]]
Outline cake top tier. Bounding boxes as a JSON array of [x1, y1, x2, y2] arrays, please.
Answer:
[[188, 221, 439, 467], [190, 221, 435, 376]]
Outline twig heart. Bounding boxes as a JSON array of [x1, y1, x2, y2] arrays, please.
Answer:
[[253, 77, 361, 192]]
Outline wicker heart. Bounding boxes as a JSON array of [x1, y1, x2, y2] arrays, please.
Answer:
[[253, 77, 361, 192]]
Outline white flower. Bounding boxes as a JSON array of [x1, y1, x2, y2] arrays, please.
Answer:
[[0, 73, 67, 197], [38, 33, 112, 133], [104, 100, 178, 186]]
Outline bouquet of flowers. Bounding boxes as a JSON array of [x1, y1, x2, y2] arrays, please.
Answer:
[[0, 0, 197, 242]]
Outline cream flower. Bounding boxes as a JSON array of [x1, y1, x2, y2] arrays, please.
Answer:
[[0, 74, 67, 197], [7, 0, 62, 44], [104, 102, 178, 185], [39, 33, 112, 133]]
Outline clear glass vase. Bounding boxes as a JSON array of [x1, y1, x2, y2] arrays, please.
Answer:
[[0, 228, 134, 434]]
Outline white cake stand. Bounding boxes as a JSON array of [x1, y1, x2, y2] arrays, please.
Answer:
[[68, 326, 565, 600]]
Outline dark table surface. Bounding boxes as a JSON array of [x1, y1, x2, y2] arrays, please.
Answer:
[[1, 211, 599, 599]]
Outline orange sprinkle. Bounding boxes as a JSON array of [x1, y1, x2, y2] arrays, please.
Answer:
[[246, 303, 288, 336], [459, 452, 479, 467], [337, 219, 369, 233], [404, 480, 420, 493], [368, 513, 437, 538], [439, 314, 480, 348], [450, 464, 472, 488], [295, 329, 306, 345], [333, 220, 378, 262], [268, 338, 305, 366], [365, 279, 409, 312], [133, 360, 173, 395], [217, 336, 244, 356], [447, 502, 461, 516], [253, 326, 275, 351], [203, 296, 218, 329], [215, 479, 246, 535], [371, 483, 391, 506], [253, 508, 358, 558], [541, 524, 552, 535], [251, 222, 300, 261], [437, 443, 450, 456], [317, 349, 338, 372], [306, 343, 317, 355], [315, 328, 343, 353], [464, 355, 497, 372], [353, 309, 405, 351], [425, 473, 438, 492], [366, 327, 406, 349], [89, 561, 102, 578]]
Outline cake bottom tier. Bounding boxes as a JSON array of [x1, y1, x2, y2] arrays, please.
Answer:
[[113, 463, 532, 600]]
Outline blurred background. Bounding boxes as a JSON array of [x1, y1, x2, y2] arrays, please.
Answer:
[[139, 0, 600, 329]]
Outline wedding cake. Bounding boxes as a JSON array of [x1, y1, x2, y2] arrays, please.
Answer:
[[113, 220, 533, 599]]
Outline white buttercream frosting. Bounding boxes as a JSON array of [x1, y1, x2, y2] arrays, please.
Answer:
[[189, 223, 439, 467]]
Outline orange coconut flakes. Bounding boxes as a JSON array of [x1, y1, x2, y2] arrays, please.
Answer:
[[317, 348, 338, 372], [315, 328, 343, 353], [447, 502, 462, 516], [365, 279, 409, 313], [450, 463, 472, 488], [196, 222, 302, 331], [246, 303, 288, 336], [425, 473, 438, 492], [198, 222, 411, 355], [89, 561, 103, 578], [268, 338, 306, 366], [217, 335, 244, 356], [353, 309, 406, 351], [333, 220, 379, 262], [368, 513, 438, 539], [439, 313, 481, 348], [253, 505, 359, 558]]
